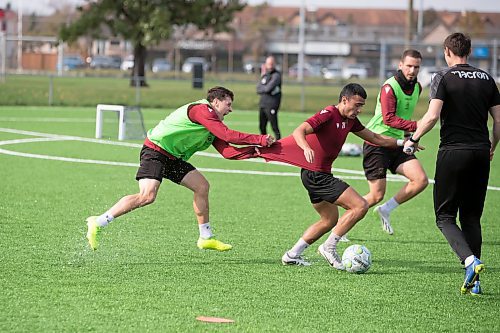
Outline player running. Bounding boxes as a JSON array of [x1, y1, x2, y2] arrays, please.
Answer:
[[362, 49, 428, 235]]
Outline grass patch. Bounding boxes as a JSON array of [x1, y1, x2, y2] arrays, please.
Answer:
[[0, 106, 499, 332]]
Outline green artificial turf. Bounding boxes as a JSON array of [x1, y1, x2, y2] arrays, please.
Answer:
[[0, 106, 499, 332]]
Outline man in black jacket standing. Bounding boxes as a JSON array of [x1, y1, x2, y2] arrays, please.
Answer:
[[257, 56, 282, 139]]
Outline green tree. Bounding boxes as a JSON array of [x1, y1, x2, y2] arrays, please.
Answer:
[[59, 0, 245, 86]]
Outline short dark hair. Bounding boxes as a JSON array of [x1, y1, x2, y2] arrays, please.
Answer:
[[401, 49, 422, 61], [443, 32, 471, 57], [339, 83, 367, 102], [207, 86, 234, 102]]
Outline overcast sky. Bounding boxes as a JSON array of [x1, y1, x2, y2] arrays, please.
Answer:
[[1, 0, 499, 15]]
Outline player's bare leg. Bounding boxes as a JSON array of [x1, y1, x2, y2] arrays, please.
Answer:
[[374, 160, 428, 235], [393, 159, 428, 204], [317, 188, 368, 269], [86, 178, 161, 250], [181, 170, 231, 251]]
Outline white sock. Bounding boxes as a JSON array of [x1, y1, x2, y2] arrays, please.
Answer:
[[464, 255, 475, 267], [324, 232, 342, 250], [199, 223, 213, 239], [288, 238, 310, 258], [96, 212, 114, 227], [381, 197, 399, 213]]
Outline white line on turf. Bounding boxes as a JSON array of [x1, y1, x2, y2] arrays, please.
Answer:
[[0, 127, 497, 190], [0, 117, 304, 127]]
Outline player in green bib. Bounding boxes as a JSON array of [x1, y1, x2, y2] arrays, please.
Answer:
[[362, 50, 429, 235], [86, 87, 275, 252]]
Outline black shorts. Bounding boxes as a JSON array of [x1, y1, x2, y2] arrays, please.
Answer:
[[300, 169, 350, 204], [135, 146, 196, 184], [363, 143, 416, 180]]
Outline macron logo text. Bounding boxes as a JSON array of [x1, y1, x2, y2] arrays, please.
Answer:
[[451, 70, 489, 80]]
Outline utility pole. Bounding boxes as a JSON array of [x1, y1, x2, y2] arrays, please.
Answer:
[[405, 0, 414, 49], [298, 0, 305, 112], [417, 0, 423, 41]]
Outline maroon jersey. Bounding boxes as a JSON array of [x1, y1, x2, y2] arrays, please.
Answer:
[[258, 105, 365, 173]]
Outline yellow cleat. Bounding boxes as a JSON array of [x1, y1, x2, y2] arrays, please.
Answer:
[[86, 216, 100, 250], [197, 237, 232, 251]]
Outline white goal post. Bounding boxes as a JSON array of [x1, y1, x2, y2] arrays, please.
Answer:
[[95, 104, 146, 141]]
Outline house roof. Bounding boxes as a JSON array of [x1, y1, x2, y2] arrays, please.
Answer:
[[235, 6, 500, 29]]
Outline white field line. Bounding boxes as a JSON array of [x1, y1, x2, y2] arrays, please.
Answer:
[[0, 127, 497, 190], [0, 115, 444, 129], [0, 116, 305, 127]]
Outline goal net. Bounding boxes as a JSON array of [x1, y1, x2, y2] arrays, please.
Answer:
[[96, 104, 147, 141]]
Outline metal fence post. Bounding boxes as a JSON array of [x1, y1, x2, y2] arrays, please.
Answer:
[[48, 74, 53, 106], [0, 31, 5, 83], [379, 39, 387, 85], [135, 74, 141, 106]]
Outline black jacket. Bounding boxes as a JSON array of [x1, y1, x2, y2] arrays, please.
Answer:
[[257, 69, 282, 109]]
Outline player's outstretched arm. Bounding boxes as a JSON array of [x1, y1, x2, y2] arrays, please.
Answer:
[[212, 138, 259, 160], [403, 98, 443, 154], [354, 128, 424, 152], [354, 128, 398, 148]]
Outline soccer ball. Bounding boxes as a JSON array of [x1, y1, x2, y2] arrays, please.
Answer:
[[342, 244, 372, 274], [340, 143, 362, 156]]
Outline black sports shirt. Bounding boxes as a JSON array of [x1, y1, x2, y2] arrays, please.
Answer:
[[430, 63, 500, 150]]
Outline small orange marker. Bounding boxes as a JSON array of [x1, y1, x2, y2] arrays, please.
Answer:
[[196, 316, 235, 323]]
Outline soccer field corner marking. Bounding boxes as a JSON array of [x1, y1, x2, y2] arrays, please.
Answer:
[[0, 127, 498, 191]]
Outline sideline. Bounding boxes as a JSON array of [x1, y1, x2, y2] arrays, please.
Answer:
[[0, 127, 498, 191]]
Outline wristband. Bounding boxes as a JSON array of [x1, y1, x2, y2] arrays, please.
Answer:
[[396, 139, 404, 147], [409, 136, 419, 143]]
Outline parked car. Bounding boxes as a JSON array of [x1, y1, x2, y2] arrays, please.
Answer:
[[109, 56, 122, 69], [181, 57, 209, 73], [151, 58, 172, 73], [288, 63, 322, 78], [322, 64, 342, 79], [121, 55, 134, 71], [58, 55, 85, 71], [341, 64, 368, 79], [90, 55, 117, 69]]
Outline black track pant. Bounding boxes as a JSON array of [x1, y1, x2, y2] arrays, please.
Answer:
[[434, 149, 490, 263], [259, 106, 281, 140]]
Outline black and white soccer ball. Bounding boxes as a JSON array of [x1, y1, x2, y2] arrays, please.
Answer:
[[342, 244, 372, 274], [340, 143, 362, 157]]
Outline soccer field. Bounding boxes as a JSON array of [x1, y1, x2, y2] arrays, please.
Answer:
[[0, 106, 499, 332]]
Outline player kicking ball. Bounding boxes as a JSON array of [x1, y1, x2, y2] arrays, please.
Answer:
[[255, 84, 421, 268]]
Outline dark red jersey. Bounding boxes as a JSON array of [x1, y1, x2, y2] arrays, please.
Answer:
[[258, 105, 365, 173]]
